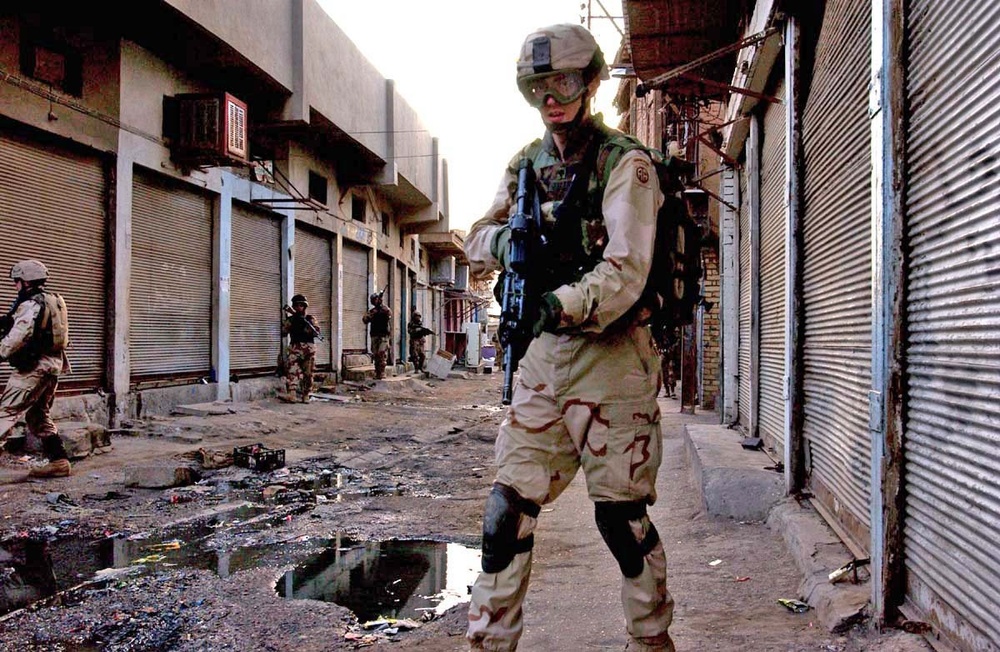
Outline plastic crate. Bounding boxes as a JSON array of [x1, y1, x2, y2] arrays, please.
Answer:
[[233, 443, 285, 472]]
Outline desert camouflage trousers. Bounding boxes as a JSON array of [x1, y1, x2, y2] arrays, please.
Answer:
[[0, 365, 60, 441], [468, 326, 674, 651], [371, 335, 390, 378], [284, 342, 316, 401], [409, 337, 426, 372]]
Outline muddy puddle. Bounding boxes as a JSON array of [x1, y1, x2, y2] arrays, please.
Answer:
[[278, 537, 481, 622]]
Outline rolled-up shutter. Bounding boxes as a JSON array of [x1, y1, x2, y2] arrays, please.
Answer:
[[131, 171, 212, 383], [738, 166, 752, 429], [902, 1, 1000, 648], [0, 130, 107, 392], [758, 78, 787, 458], [231, 204, 282, 373], [342, 242, 369, 350], [800, 0, 872, 549], [294, 227, 332, 369]]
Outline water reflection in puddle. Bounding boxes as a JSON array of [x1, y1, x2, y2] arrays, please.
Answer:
[[277, 537, 481, 622]]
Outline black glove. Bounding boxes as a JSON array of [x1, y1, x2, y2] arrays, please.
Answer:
[[533, 293, 564, 337]]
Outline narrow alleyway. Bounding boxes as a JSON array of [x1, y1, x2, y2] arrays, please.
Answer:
[[0, 373, 928, 651]]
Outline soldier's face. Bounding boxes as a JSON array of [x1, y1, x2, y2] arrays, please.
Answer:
[[539, 93, 583, 129], [293, 303, 306, 314]]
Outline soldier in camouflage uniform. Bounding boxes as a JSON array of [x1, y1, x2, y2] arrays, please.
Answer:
[[363, 293, 391, 379], [463, 25, 675, 652], [281, 294, 318, 403], [407, 310, 428, 373], [0, 260, 73, 478]]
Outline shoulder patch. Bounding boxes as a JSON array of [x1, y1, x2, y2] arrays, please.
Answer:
[[632, 157, 652, 188]]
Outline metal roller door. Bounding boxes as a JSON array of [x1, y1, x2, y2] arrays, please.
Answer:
[[342, 242, 369, 350], [737, 166, 752, 430], [902, 1, 1000, 647], [800, 0, 872, 549], [231, 204, 282, 373], [758, 78, 787, 459], [131, 172, 212, 382], [0, 131, 107, 391], [294, 227, 332, 369]]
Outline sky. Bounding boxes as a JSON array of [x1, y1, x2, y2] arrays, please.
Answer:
[[315, 0, 626, 234]]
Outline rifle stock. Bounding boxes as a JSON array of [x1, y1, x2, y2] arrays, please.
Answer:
[[499, 158, 542, 405]]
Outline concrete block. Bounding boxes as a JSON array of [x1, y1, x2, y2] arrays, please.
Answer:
[[343, 353, 372, 368], [681, 424, 784, 521], [427, 350, 455, 380], [123, 465, 200, 489], [171, 402, 240, 417]]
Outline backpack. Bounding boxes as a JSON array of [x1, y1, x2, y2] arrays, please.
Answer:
[[587, 133, 706, 334]]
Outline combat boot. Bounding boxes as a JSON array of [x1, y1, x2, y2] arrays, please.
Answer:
[[625, 634, 675, 652], [28, 458, 71, 478]]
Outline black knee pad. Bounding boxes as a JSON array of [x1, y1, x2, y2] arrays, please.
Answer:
[[481, 483, 541, 573], [594, 500, 661, 579]]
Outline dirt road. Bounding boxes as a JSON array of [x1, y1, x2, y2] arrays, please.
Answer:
[[0, 372, 927, 651]]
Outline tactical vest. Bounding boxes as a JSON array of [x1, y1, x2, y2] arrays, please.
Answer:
[[523, 125, 703, 331], [367, 307, 391, 337], [8, 290, 69, 371], [287, 314, 316, 345]]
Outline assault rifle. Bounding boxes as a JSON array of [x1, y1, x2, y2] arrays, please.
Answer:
[[498, 158, 544, 405], [283, 305, 325, 341], [0, 299, 16, 340]]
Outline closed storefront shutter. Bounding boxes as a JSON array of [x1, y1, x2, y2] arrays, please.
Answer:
[[342, 242, 369, 350], [758, 78, 787, 458], [294, 227, 332, 369], [902, 1, 1000, 647], [738, 167, 752, 429], [800, 0, 872, 550], [131, 171, 212, 383], [0, 130, 107, 392], [231, 204, 282, 373]]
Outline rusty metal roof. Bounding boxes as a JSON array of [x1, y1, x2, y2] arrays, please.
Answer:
[[624, 0, 748, 100]]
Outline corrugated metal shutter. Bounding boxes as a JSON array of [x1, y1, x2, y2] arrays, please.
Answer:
[[738, 166, 752, 429], [758, 78, 787, 458], [800, 0, 872, 549], [902, 1, 1000, 647], [294, 227, 332, 368], [342, 242, 369, 350], [0, 131, 106, 392], [230, 204, 281, 373], [131, 171, 212, 382]]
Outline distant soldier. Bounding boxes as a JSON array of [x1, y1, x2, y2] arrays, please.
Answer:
[[0, 260, 72, 478], [407, 310, 431, 373], [281, 294, 318, 403], [363, 293, 391, 379]]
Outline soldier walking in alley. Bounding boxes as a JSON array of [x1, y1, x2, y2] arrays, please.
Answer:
[[281, 294, 318, 403], [363, 292, 391, 380], [407, 310, 431, 373], [463, 24, 675, 652], [0, 260, 73, 478]]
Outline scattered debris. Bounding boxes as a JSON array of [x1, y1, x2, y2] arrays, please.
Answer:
[[778, 598, 811, 613], [740, 437, 763, 450], [708, 559, 723, 566], [899, 619, 932, 635], [233, 444, 285, 472], [734, 576, 751, 582], [124, 465, 200, 489], [828, 557, 871, 584]]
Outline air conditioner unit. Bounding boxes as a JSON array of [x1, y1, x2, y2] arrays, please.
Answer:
[[430, 256, 456, 286], [172, 92, 248, 166]]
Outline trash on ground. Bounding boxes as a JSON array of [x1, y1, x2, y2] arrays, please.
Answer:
[[734, 576, 751, 582], [828, 557, 870, 584], [778, 598, 811, 613], [708, 559, 723, 566], [233, 444, 285, 472]]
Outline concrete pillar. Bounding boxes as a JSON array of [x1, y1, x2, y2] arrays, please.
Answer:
[[720, 167, 740, 424], [111, 138, 135, 424], [332, 232, 342, 375], [212, 178, 232, 401]]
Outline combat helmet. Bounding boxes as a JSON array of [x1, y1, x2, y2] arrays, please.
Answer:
[[10, 259, 49, 283], [291, 294, 308, 306], [516, 24, 609, 109], [370, 293, 382, 304]]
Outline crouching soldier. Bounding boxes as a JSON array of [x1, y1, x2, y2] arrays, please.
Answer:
[[0, 260, 72, 478]]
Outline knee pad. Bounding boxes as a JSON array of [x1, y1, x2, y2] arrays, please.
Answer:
[[481, 483, 541, 573], [594, 501, 661, 579]]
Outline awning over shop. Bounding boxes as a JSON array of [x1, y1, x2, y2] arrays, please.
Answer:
[[418, 230, 467, 264], [623, 0, 748, 100]]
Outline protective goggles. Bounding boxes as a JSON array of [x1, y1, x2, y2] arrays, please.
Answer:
[[518, 70, 587, 107]]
